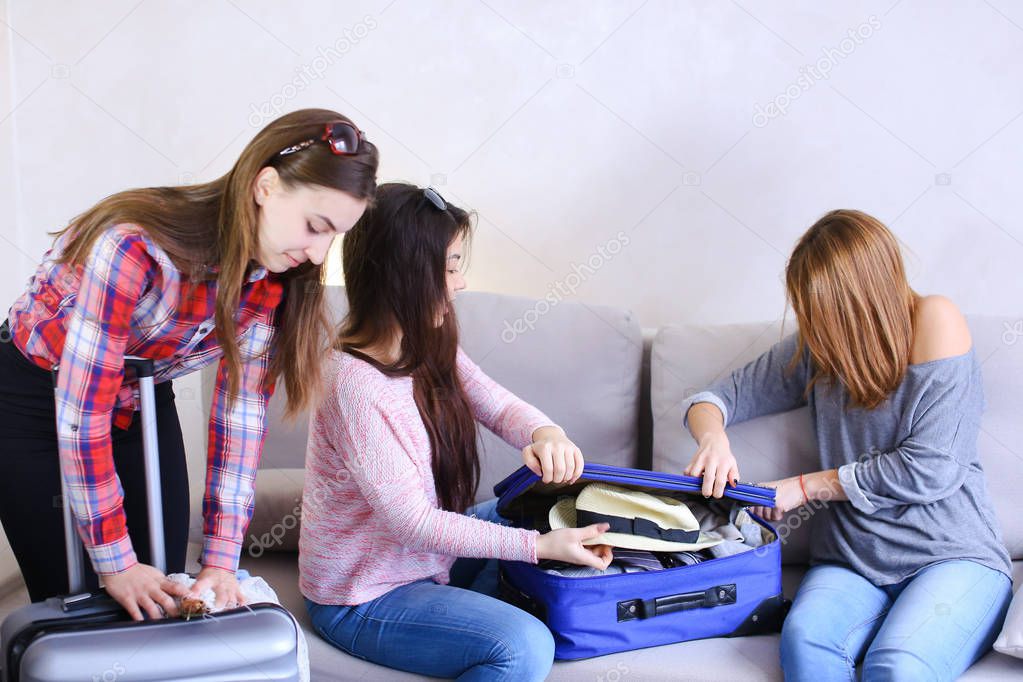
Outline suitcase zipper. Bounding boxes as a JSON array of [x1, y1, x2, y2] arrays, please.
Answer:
[[496, 464, 776, 508]]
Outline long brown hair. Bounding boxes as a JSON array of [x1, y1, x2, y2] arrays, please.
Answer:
[[49, 108, 379, 419], [339, 183, 479, 512], [785, 209, 917, 409]]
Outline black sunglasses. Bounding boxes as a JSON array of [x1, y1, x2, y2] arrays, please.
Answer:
[[421, 186, 448, 211], [277, 121, 366, 157]]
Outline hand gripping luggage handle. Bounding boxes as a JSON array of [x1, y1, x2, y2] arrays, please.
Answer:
[[54, 356, 165, 595], [617, 583, 737, 622]]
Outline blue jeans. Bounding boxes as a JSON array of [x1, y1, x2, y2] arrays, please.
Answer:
[[780, 560, 1012, 681], [305, 499, 554, 681]]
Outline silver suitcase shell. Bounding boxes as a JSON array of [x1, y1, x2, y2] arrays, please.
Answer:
[[2, 597, 301, 681]]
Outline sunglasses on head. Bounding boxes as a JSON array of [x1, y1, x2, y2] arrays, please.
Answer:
[[421, 186, 448, 211], [277, 121, 366, 157]]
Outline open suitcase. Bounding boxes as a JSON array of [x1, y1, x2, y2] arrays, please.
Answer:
[[494, 463, 790, 660], [1, 357, 302, 682]]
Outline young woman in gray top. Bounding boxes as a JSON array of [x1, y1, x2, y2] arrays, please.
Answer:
[[681, 210, 1012, 681]]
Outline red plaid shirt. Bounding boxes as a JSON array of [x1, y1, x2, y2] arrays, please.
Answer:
[[8, 224, 284, 575]]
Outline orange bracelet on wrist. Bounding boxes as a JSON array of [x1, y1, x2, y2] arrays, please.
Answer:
[[799, 473, 809, 504]]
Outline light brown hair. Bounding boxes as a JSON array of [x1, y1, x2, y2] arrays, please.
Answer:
[[786, 209, 917, 409], [49, 108, 379, 419]]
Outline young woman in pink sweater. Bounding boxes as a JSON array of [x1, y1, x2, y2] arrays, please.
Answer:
[[299, 183, 611, 680]]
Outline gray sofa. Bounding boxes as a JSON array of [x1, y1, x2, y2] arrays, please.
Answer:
[[220, 288, 1023, 680]]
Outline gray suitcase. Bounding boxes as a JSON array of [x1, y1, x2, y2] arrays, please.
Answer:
[[1, 357, 302, 681]]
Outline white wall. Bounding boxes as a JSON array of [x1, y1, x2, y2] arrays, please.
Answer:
[[1, 0, 1022, 565]]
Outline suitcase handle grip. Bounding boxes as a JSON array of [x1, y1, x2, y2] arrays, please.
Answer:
[[123, 356, 155, 378], [618, 583, 737, 621]]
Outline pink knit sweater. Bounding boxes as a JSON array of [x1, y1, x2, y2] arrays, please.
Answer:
[[298, 347, 553, 605]]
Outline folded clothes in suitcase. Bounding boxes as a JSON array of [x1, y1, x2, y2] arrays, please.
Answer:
[[0, 358, 303, 682], [494, 463, 790, 660]]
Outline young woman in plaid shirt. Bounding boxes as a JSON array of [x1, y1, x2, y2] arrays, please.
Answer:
[[0, 108, 378, 621]]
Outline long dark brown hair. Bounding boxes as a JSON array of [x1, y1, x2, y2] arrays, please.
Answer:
[[48, 108, 379, 419], [786, 209, 917, 409], [339, 183, 478, 512]]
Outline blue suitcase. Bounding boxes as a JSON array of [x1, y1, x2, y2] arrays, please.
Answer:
[[494, 463, 790, 660]]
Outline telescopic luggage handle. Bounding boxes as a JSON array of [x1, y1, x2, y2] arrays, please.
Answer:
[[52, 356, 165, 594]]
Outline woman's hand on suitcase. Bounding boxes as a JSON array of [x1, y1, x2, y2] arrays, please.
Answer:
[[103, 563, 189, 621], [683, 430, 739, 499], [748, 504, 783, 523], [751, 476, 808, 522], [523, 427, 585, 484], [188, 566, 246, 610], [536, 524, 614, 569]]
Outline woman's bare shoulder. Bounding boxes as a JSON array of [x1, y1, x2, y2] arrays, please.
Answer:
[[910, 295, 972, 364]]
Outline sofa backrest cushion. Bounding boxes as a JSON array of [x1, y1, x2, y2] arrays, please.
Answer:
[[455, 290, 643, 498], [208, 288, 644, 506]]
